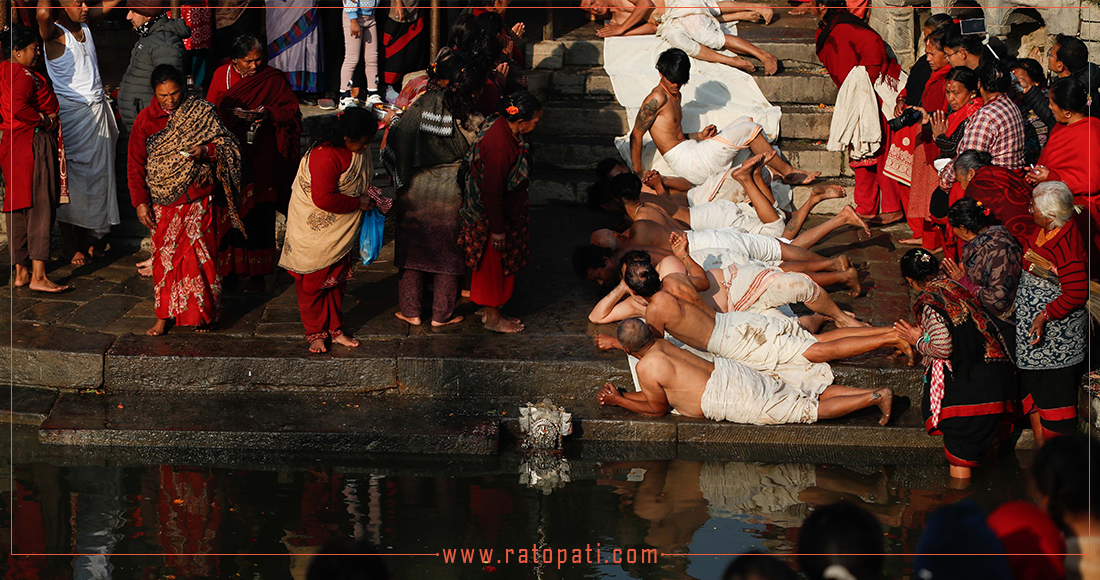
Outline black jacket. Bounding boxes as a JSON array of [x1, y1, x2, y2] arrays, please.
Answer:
[[117, 16, 190, 130]]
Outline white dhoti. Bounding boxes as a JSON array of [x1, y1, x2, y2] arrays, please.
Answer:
[[656, 0, 726, 57], [686, 227, 783, 266], [700, 357, 819, 424], [55, 96, 120, 236], [701, 461, 815, 522], [705, 311, 834, 394], [689, 199, 786, 237], [662, 117, 762, 186], [720, 264, 822, 312]]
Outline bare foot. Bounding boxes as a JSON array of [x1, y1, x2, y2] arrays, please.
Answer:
[[146, 319, 169, 336], [781, 170, 821, 185], [333, 334, 360, 348], [243, 275, 265, 294], [834, 312, 871, 328], [11, 267, 30, 287], [811, 184, 846, 203], [789, 5, 810, 15], [461, 289, 471, 298], [841, 266, 861, 298], [70, 251, 88, 267], [724, 55, 756, 73], [194, 321, 217, 333], [760, 148, 778, 167], [29, 278, 70, 293], [830, 254, 852, 272], [137, 257, 153, 277], [395, 312, 422, 326], [732, 153, 767, 183], [309, 338, 328, 353], [484, 317, 524, 333], [839, 205, 872, 237], [431, 315, 464, 327], [755, 6, 775, 24], [798, 313, 829, 333], [760, 52, 779, 75], [898, 237, 923, 245], [868, 210, 904, 227], [873, 387, 894, 426]]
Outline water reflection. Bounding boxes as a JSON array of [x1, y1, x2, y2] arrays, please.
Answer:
[[7, 452, 1030, 580]]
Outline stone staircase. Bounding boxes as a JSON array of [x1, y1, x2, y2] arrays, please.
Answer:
[[525, 15, 856, 213]]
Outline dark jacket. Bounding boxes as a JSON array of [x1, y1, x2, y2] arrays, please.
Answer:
[[1073, 62, 1100, 119], [117, 16, 190, 130]]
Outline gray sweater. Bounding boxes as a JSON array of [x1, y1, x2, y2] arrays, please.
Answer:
[[117, 16, 191, 130]]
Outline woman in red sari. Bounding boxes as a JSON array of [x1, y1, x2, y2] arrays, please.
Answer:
[[954, 150, 1035, 245], [207, 34, 302, 293], [1, 25, 67, 292], [1027, 77, 1100, 249], [459, 91, 542, 333], [129, 65, 241, 335]]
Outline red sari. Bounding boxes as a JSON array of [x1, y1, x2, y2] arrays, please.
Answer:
[[128, 100, 222, 327], [1037, 117, 1100, 249], [890, 63, 951, 245], [0, 60, 64, 212], [963, 165, 1036, 245], [207, 63, 302, 277]]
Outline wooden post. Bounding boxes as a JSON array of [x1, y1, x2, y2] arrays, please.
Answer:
[[429, 0, 441, 59], [543, 0, 553, 42]]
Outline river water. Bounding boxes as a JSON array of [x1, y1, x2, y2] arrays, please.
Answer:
[[6, 438, 1036, 580]]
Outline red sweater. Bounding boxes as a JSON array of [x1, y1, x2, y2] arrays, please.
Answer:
[[128, 99, 218, 207], [815, 17, 896, 88], [0, 61, 58, 212], [1025, 218, 1088, 320], [308, 145, 359, 214]]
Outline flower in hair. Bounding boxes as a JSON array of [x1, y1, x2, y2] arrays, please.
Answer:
[[975, 200, 983, 206], [919, 251, 933, 263], [506, 105, 519, 115]]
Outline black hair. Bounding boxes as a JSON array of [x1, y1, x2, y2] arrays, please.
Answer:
[[230, 34, 264, 61], [1054, 34, 1089, 73], [954, 149, 993, 175], [623, 259, 661, 298], [926, 29, 947, 51], [475, 10, 505, 40], [797, 502, 884, 580], [311, 107, 378, 150], [941, 27, 984, 56], [819, 0, 848, 11], [723, 552, 799, 580], [945, 65, 980, 93], [610, 172, 643, 201], [150, 64, 185, 89], [1050, 76, 1089, 115], [3, 23, 36, 54], [449, 13, 502, 67], [977, 60, 1012, 94], [596, 157, 625, 180], [499, 90, 541, 122], [618, 249, 652, 268], [586, 180, 614, 211], [306, 538, 389, 580], [900, 248, 941, 283], [572, 244, 615, 280], [1032, 433, 1094, 535], [656, 48, 690, 86], [924, 13, 955, 33], [429, 50, 485, 129], [948, 197, 997, 233], [1011, 57, 1047, 89], [617, 317, 653, 352]]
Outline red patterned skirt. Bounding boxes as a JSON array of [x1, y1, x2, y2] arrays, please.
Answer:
[[153, 197, 222, 326]]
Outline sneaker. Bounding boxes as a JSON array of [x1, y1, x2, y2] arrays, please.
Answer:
[[318, 97, 337, 110], [338, 96, 360, 111], [364, 93, 384, 107]]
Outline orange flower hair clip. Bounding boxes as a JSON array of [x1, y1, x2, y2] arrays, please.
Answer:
[[506, 105, 520, 115]]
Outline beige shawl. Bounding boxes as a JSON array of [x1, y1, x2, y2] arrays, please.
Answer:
[[278, 148, 370, 275]]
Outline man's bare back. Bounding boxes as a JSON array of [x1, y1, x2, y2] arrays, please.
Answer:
[[636, 340, 714, 417]]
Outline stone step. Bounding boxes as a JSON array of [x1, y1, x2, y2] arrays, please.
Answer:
[[778, 103, 834, 141], [38, 390, 500, 455], [528, 35, 822, 71], [790, 177, 858, 214]]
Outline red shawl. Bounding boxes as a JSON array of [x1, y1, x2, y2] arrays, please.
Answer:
[[964, 165, 1036, 245], [0, 61, 66, 212], [815, 11, 902, 89], [212, 64, 302, 205], [946, 97, 984, 138], [1038, 117, 1100, 198]]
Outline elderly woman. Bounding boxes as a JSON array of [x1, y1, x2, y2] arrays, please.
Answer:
[[207, 34, 303, 293], [129, 65, 241, 335], [279, 108, 386, 353], [895, 248, 1014, 481], [1016, 181, 1087, 445], [954, 150, 1034, 244], [383, 51, 486, 327], [942, 198, 1022, 330], [458, 91, 541, 333], [1, 24, 67, 292]]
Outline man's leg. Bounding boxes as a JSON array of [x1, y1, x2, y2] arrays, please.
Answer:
[[816, 384, 893, 425], [716, 1, 774, 24], [7, 209, 30, 286], [803, 329, 912, 364], [800, 268, 861, 298], [801, 282, 866, 327], [778, 242, 827, 263], [782, 185, 847, 240], [730, 154, 782, 226], [693, 44, 756, 73], [744, 133, 820, 185], [722, 34, 779, 75], [789, 206, 871, 249]]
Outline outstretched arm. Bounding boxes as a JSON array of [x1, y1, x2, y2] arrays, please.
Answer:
[[669, 232, 709, 292], [630, 90, 665, 174], [589, 281, 644, 324], [88, 0, 122, 22], [596, 381, 668, 416], [36, 0, 54, 41]]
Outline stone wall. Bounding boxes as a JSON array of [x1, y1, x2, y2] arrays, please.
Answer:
[[872, 0, 1099, 68]]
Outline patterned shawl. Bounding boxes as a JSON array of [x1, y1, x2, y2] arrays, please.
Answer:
[[381, 89, 480, 190], [913, 276, 1009, 363], [457, 114, 531, 275], [146, 97, 244, 230]]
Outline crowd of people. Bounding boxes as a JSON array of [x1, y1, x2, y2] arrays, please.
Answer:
[[571, 0, 1095, 485]]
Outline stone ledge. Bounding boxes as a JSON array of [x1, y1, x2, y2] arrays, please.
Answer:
[[2, 322, 115, 389]]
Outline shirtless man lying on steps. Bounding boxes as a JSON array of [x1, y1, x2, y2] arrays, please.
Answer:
[[581, 0, 779, 74], [629, 49, 819, 186], [597, 318, 894, 426]]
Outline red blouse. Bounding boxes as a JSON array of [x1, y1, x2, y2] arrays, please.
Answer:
[[0, 60, 59, 212], [1025, 218, 1088, 321], [127, 99, 218, 207], [815, 19, 895, 88], [307, 145, 359, 214]]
